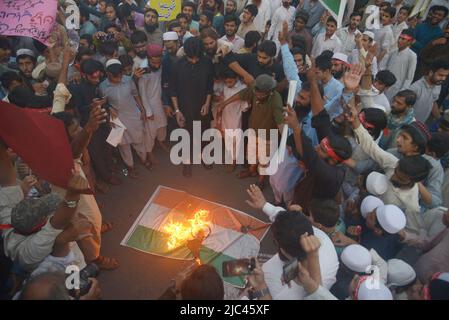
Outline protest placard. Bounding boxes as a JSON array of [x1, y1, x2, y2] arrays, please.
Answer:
[[148, 0, 181, 21], [0, 0, 58, 45]]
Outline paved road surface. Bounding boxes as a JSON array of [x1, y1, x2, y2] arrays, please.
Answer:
[[95, 148, 278, 299]]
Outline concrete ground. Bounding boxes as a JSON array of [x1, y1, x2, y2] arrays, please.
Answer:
[[95, 147, 278, 299]]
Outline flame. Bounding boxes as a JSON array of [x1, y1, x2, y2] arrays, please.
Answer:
[[163, 209, 211, 250]]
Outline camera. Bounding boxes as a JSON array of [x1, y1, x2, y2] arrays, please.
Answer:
[[222, 258, 256, 277], [98, 33, 114, 42], [79, 263, 100, 296]]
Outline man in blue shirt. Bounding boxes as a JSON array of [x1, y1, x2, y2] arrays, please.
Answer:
[[412, 5, 448, 54]]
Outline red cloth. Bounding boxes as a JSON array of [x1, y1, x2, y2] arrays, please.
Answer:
[[0, 101, 74, 188]]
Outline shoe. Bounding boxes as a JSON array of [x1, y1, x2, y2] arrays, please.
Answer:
[[183, 165, 192, 177]]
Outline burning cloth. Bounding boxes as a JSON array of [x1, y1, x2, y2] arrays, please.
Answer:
[[121, 186, 270, 288]]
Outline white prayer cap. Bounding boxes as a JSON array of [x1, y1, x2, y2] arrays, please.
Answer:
[[363, 31, 375, 40], [387, 259, 416, 287], [341, 244, 372, 273], [105, 59, 122, 68], [360, 195, 384, 219], [332, 52, 349, 64], [355, 277, 393, 300], [366, 172, 389, 196], [16, 48, 36, 59], [163, 31, 179, 41], [376, 204, 406, 234]]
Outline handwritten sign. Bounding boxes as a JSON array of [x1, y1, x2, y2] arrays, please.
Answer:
[[0, 0, 58, 45], [148, 0, 181, 21]]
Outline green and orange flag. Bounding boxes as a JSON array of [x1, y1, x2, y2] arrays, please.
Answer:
[[320, 0, 348, 28], [121, 186, 271, 288]]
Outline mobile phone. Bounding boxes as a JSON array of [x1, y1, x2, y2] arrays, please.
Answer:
[[282, 258, 298, 284], [222, 258, 256, 277]]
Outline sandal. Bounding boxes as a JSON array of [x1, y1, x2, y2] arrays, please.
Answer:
[[101, 221, 114, 234], [93, 256, 119, 271], [236, 169, 257, 179]]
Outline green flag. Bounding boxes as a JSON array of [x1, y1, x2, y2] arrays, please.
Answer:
[[319, 0, 348, 28]]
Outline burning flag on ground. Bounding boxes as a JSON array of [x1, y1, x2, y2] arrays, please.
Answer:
[[121, 186, 271, 288]]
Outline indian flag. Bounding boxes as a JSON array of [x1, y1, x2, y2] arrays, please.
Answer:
[[121, 186, 271, 288], [320, 0, 348, 28]]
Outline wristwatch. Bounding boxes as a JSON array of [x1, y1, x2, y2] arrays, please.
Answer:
[[64, 199, 79, 208], [249, 287, 270, 300]]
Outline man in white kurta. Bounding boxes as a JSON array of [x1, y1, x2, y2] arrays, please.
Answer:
[[267, 1, 296, 44], [138, 60, 168, 155], [261, 203, 339, 300], [383, 33, 417, 100]]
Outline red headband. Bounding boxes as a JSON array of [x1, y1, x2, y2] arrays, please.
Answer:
[[353, 275, 370, 300], [359, 112, 376, 129], [321, 137, 345, 163], [400, 34, 414, 41]]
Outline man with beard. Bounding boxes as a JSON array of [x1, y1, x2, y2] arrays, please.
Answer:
[[199, 10, 215, 32], [161, 31, 180, 118], [223, 40, 286, 88], [138, 8, 163, 46], [130, 30, 148, 71], [219, 14, 244, 53], [181, 1, 200, 34], [380, 90, 417, 150], [170, 37, 214, 177], [15, 49, 39, 93], [335, 12, 362, 56], [383, 29, 417, 101], [410, 59, 449, 123], [331, 53, 350, 82], [386, 121, 444, 211], [204, 0, 225, 37], [412, 5, 448, 55], [134, 44, 169, 163], [284, 64, 353, 216]]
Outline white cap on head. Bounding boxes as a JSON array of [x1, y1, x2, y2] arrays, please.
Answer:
[[341, 244, 372, 273], [360, 195, 384, 219], [387, 259, 416, 287], [332, 52, 349, 64], [355, 277, 393, 300], [163, 31, 179, 41], [366, 172, 389, 196], [376, 204, 406, 234], [363, 31, 375, 40], [105, 59, 122, 68], [16, 48, 35, 58]]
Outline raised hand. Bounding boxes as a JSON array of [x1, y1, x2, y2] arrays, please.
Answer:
[[245, 184, 266, 210], [278, 21, 289, 45], [343, 63, 364, 92], [296, 261, 319, 294], [85, 105, 108, 133], [299, 232, 321, 255], [284, 105, 300, 130]]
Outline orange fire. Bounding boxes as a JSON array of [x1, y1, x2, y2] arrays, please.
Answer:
[[163, 209, 211, 250]]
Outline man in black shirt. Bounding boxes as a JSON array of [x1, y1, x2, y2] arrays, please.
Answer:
[[285, 66, 352, 215], [69, 59, 121, 187], [170, 37, 214, 177]]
